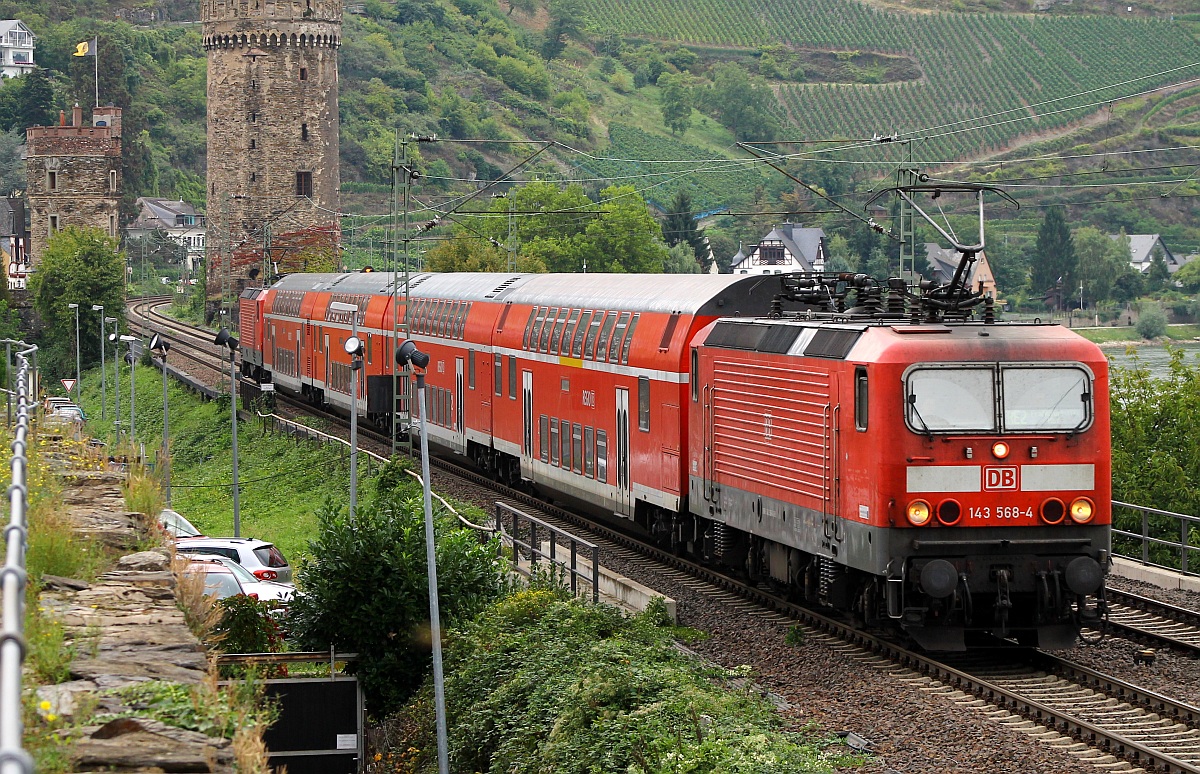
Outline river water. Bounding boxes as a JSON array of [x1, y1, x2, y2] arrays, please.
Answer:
[[1103, 342, 1200, 379]]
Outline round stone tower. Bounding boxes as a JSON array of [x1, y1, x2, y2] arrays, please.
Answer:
[[202, 0, 341, 312]]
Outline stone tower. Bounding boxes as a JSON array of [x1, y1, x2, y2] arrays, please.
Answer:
[[202, 0, 341, 313], [26, 104, 123, 265]]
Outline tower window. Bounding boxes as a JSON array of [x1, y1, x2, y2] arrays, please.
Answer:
[[301, 123, 308, 141], [299, 67, 307, 81], [296, 171, 313, 197], [109, 214, 116, 237], [47, 171, 57, 191], [249, 138, 256, 149], [109, 169, 117, 193], [249, 112, 257, 123], [250, 172, 257, 182], [49, 214, 59, 233]]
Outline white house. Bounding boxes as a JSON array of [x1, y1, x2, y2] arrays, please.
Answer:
[[1110, 233, 1183, 274], [0, 21, 35, 79], [730, 223, 826, 274], [126, 198, 207, 272]]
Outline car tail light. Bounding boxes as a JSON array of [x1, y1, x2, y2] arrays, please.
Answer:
[[936, 499, 961, 526], [248, 593, 259, 600], [253, 569, 278, 581], [1069, 497, 1095, 524], [906, 499, 931, 526], [1040, 497, 1065, 525]]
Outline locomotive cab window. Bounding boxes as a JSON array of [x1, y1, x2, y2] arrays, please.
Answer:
[[905, 366, 995, 433], [854, 367, 868, 431], [1002, 365, 1091, 431]]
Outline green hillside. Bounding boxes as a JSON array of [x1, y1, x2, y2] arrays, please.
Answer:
[[584, 0, 1200, 161]]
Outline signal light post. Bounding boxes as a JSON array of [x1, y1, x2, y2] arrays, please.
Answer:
[[214, 328, 241, 536], [119, 335, 139, 439], [329, 301, 363, 518], [93, 306, 106, 420], [395, 340, 447, 774], [150, 334, 172, 507]]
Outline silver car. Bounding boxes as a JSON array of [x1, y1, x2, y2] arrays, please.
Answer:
[[185, 553, 294, 606], [175, 537, 292, 583]]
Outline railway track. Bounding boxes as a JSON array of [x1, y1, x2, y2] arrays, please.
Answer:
[[1097, 588, 1200, 657], [127, 300, 1200, 773]]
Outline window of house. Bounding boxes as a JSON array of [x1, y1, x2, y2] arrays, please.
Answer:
[[296, 171, 313, 197], [249, 112, 258, 123], [109, 170, 117, 194], [47, 171, 57, 191], [109, 214, 116, 237], [250, 172, 257, 183]]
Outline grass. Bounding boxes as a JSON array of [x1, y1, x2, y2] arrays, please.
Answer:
[[72, 362, 374, 562], [1076, 323, 1200, 344]]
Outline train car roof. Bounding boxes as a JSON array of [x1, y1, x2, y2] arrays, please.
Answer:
[[270, 271, 783, 316]]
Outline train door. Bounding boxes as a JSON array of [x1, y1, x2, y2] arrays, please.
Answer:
[[453, 357, 465, 455], [305, 324, 313, 378], [615, 387, 632, 517], [521, 369, 533, 475], [323, 333, 330, 387], [701, 384, 719, 511]]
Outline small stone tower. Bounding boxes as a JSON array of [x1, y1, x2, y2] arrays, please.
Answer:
[[25, 104, 123, 265], [202, 0, 341, 312]]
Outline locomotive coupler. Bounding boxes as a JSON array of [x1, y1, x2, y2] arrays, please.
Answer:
[[994, 568, 1012, 636], [958, 573, 972, 626]]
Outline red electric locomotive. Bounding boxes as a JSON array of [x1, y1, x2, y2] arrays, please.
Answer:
[[239, 189, 1110, 651]]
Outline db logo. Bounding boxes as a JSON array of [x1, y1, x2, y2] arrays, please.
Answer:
[[984, 466, 1018, 491]]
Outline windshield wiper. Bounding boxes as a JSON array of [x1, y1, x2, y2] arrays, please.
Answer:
[[908, 393, 933, 439]]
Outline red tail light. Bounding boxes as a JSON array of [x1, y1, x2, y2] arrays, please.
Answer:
[[248, 593, 259, 600], [253, 569, 278, 581]]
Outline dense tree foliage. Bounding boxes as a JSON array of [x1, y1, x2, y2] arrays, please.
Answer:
[[28, 227, 125, 378], [700, 63, 780, 141], [288, 463, 508, 717], [1073, 226, 1127, 306], [662, 189, 705, 265], [1031, 207, 1075, 308], [658, 72, 693, 135]]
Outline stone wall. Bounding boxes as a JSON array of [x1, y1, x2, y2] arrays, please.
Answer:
[[204, 0, 341, 304]]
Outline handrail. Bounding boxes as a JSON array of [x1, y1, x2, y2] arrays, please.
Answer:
[[1112, 500, 1200, 576], [494, 502, 599, 603], [1, 339, 37, 774]]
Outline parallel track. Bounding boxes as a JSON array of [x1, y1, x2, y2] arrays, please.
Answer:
[[1097, 588, 1200, 657], [130, 297, 1200, 773]]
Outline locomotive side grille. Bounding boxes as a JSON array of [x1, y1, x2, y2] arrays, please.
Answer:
[[804, 329, 861, 359], [710, 358, 832, 504]]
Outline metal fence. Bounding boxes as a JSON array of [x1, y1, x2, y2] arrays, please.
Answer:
[[1112, 500, 1200, 576], [1, 340, 37, 773], [493, 502, 599, 603]]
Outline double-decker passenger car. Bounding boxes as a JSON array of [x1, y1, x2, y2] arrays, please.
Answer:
[[240, 268, 1110, 650]]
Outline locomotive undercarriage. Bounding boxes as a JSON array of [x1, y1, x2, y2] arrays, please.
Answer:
[[669, 500, 1109, 651]]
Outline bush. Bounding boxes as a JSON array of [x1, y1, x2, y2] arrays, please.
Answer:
[[1136, 304, 1168, 339], [404, 592, 861, 773], [286, 497, 507, 716]]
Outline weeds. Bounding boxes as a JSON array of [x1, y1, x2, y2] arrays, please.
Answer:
[[25, 610, 74, 684], [123, 460, 164, 519], [173, 556, 227, 645]]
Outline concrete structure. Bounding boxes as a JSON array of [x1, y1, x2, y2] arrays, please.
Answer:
[[924, 243, 998, 297], [731, 223, 826, 274], [126, 197, 207, 273], [25, 104, 122, 266], [0, 21, 35, 79], [202, 0, 341, 313]]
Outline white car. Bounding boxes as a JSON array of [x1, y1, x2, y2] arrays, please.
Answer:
[[158, 509, 203, 538], [175, 537, 292, 583], [184, 554, 294, 605]]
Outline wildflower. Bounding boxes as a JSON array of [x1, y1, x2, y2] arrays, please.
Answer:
[[374, 753, 382, 761], [45, 714, 56, 722], [38, 701, 50, 711]]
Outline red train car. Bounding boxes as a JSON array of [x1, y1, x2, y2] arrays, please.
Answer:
[[240, 269, 1111, 650]]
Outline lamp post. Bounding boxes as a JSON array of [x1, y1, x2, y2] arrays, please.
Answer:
[[67, 303, 79, 403], [93, 306, 106, 420], [329, 301, 363, 518], [214, 328, 241, 537], [108, 332, 121, 440], [119, 335, 139, 440], [150, 334, 172, 507], [396, 340, 448, 774]]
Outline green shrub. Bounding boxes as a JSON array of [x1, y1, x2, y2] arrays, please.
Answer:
[[212, 595, 286, 676], [1136, 304, 1168, 339], [411, 592, 861, 773], [286, 497, 507, 717]]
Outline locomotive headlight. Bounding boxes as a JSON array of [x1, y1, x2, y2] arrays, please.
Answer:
[[991, 441, 1010, 459], [906, 499, 932, 526], [1069, 497, 1095, 524]]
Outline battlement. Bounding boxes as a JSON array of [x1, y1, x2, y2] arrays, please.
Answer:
[[202, 0, 341, 24], [27, 127, 120, 157]]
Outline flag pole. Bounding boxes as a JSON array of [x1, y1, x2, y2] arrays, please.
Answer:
[[93, 38, 99, 108]]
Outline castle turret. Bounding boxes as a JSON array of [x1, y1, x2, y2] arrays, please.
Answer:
[[203, 0, 341, 313]]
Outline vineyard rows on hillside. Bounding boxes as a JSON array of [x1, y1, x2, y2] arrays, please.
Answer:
[[585, 0, 1200, 161]]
